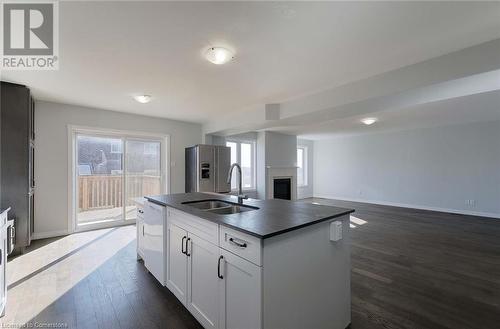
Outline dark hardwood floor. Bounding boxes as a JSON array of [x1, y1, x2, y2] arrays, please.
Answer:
[[3, 199, 499, 329], [2, 226, 202, 329], [33, 249, 202, 329], [305, 198, 500, 329]]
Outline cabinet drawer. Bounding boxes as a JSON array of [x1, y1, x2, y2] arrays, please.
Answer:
[[168, 208, 219, 245], [219, 226, 262, 266]]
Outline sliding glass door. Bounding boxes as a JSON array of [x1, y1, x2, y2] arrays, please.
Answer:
[[125, 139, 161, 220], [77, 135, 124, 226], [75, 131, 165, 229]]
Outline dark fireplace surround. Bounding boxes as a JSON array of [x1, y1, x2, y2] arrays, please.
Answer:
[[273, 178, 292, 200]]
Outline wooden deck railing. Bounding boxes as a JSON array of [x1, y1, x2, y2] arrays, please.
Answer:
[[78, 174, 160, 211]]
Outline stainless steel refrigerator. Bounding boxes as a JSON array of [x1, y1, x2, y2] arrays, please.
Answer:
[[185, 145, 231, 193]]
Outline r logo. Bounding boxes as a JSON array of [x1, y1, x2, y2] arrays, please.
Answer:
[[3, 3, 54, 55]]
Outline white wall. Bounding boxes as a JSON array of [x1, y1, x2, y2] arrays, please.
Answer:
[[265, 131, 297, 168], [314, 120, 500, 217], [256, 132, 267, 199], [35, 101, 202, 237], [297, 139, 314, 199], [256, 131, 298, 199]]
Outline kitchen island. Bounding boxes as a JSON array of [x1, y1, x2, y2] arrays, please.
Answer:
[[139, 192, 354, 329]]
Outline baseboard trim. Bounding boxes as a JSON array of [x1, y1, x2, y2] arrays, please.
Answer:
[[313, 194, 500, 219], [32, 230, 70, 240]]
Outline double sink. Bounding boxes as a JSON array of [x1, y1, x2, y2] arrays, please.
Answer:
[[182, 199, 259, 215]]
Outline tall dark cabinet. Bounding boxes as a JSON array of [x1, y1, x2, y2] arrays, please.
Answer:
[[0, 82, 34, 253]]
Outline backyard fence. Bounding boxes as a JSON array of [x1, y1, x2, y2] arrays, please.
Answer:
[[78, 174, 160, 211]]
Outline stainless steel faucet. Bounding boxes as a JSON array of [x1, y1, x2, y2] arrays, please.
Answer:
[[227, 163, 248, 204]]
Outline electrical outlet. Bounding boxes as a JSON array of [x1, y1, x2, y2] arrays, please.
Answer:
[[330, 221, 343, 242]]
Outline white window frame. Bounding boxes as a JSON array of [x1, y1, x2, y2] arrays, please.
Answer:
[[68, 125, 170, 234], [226, 139, 256, 191], [297, 146, 308, 187]]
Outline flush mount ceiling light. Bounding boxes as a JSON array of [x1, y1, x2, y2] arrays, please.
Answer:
[[205, 47, 234, 65], [133, 95, 152, 104], [361, 117, 377, 125]]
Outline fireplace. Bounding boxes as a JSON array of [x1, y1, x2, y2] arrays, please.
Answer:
[[266, 166, 297, 200], [273, 178, 292, 200]]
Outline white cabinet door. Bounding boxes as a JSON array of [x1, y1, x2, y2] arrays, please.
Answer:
[[219, 250, 262, 329], [166, 222, 188, 305], [187, 234, 222, 329], [143, 201, 166, 285]]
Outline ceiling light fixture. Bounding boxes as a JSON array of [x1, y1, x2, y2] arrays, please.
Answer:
[[361, 117, 377, 125], [205, 47, 234, 65], [133, 95, 152, 104]]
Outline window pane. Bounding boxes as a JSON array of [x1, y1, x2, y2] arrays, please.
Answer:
[[226, 142, 237, 164], [241, 143, 252, 188], [125, 140, 161, 220], [297, 148, 304, 168], [77, 135, 123, 226], [226, 142, 238, 189], [297, 148, 305, 186], [111, 140, 122, 153], [297, 169, 304, 187]]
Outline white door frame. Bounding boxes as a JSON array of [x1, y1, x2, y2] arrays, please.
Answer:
[[68, 125, 170, 234]]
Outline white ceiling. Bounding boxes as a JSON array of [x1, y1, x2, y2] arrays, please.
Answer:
[[3, 1, 500, 126], [270, 90, 500, 140]]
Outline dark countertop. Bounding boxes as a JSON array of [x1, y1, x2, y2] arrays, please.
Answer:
[[145, 193, 354, 239]]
